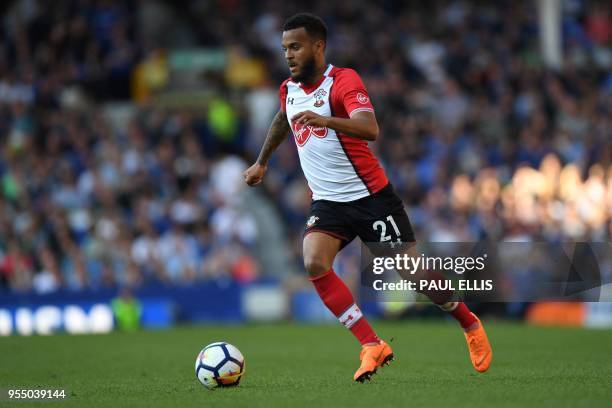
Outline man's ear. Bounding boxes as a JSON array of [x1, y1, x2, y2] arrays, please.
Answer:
[[314, 39, 326, 54]]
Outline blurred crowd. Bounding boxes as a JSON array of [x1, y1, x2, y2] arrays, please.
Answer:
[[0, 106, 260, 293], [0, 0, 611, 293]]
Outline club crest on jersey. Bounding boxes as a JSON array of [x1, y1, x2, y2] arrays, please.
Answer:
[[306, 215, 319, 228], [292, 122, 328, 146], [313, 89, 327, 107]]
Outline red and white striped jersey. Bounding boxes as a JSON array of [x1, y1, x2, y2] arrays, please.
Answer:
[[279, 64, 388, 202]]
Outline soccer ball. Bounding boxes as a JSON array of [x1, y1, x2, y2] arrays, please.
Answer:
[[195, 342, 245, 389]]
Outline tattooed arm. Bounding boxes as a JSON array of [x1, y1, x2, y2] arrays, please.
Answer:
[[243, 110, 291, 186]]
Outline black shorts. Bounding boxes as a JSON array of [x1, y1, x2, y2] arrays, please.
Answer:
[[304, 183, 416, 249]]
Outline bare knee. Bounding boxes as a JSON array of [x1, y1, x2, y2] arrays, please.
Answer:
[[303, 254, 331, 278], [302, 232, 341, 278]]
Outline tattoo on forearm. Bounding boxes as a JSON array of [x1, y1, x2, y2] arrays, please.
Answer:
[[257, 110, 290, 165]]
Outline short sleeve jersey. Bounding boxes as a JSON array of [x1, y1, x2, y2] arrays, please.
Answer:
[[279, 64, 388, 202]]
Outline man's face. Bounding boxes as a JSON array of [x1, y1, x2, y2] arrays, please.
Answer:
[[282, 27, 321, 83]]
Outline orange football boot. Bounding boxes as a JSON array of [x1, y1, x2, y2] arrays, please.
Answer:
[[353, 340, 394, 382], [464, 313, 492, 373]]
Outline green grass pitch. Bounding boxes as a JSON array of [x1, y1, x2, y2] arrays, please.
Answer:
[[1, 320, 611, 407]]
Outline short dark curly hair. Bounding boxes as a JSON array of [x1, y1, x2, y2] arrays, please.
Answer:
[[282, 13, 327, 43]]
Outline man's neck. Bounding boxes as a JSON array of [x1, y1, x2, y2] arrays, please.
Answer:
[[301, 63, 328, 87]]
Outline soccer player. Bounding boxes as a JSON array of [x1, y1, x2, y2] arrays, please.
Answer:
[[243, 13, 492, 382]]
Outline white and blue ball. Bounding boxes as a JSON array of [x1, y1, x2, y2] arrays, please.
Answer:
[[195, 342, 245, 389]]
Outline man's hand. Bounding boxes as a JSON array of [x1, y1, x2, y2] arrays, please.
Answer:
[[243, 162, 267, 186], [291, 110, 378, 141], [291, 110, 329, 127]]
